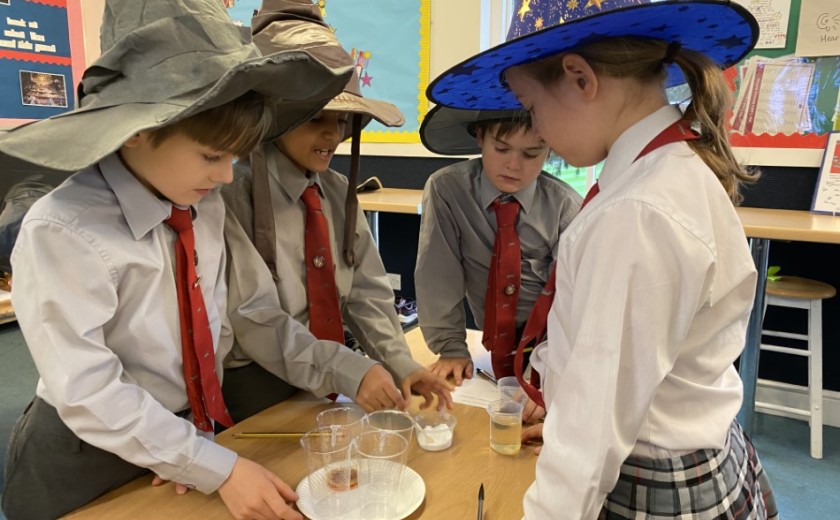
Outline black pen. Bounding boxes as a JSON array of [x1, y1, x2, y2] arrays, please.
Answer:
[[477, 483, 484, 519], [475, 368, 497, 384]]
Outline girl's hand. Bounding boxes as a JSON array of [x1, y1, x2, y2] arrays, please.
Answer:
[[522, 423, 544, 455]]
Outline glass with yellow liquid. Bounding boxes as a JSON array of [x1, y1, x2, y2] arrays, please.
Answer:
[[487, 399, 523, 455]]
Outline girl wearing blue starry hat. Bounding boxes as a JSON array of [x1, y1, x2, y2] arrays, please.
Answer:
[[429, 1, 778, 518]]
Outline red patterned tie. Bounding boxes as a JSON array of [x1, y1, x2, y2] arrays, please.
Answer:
[[166, 207, 232, 432], [513, 119, 699, 408], [482, 197, 522, 378], [301, 185, 345, 343]]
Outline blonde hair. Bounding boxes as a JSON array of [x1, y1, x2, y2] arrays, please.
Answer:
[[517, 37, 758, 203], [148, 90, 273, 158]]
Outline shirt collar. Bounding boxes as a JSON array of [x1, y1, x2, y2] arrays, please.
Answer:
[[98, 152, 174, 240], [598, 105, 682, 193], [478, 166, 539, 214], [266, 142, 325, 201]]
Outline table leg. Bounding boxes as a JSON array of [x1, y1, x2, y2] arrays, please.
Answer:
[[365, 210, 380, 248], [737, 237, 769, 435]]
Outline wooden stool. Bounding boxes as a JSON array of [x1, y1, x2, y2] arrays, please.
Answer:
[[758, 275, 836, 459]]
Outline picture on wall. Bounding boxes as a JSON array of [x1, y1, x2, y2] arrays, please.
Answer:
[[0, 0, 85, 127], [811, 132, 840, 214], [19, 70, 67, 108], [226, 0, 430, 143]]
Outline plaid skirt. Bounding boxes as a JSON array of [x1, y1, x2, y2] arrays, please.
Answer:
[[599, 421, 779, 520]]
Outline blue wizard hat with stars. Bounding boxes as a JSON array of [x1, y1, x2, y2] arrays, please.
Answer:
[[427, 0, 758, 110]]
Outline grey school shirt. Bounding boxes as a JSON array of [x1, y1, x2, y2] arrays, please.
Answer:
[[415, 157, 582, 358], [222, 143, 421, 399]]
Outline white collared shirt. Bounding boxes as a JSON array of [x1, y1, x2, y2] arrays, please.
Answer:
[[524, 106, 756, 519], [11, 153, 237, 494]]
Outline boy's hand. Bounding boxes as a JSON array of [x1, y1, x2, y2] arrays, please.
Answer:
[[428, 357, 473, 385], [151, 474, 189, 495], [218, 457, 302, 520], [522, 423, 544, 455], [355, 364, 405, 412], [522, 398, 546, 424], [400, 368, 455, 411]]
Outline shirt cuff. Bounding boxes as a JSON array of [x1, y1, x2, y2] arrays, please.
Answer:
[[333, 354, 378, 399], [173, 436, 238, 495], [437, 343, 471, 360], [385, 354, 424, 383]]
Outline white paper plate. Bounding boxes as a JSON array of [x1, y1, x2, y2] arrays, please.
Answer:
[[296, 465, 425, 520]]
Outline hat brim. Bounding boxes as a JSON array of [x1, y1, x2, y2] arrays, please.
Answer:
[[427, 0, 758, 110], [420, 105, 526, 156], [0, 51, 353, 172], [323, 92, 405, 141]]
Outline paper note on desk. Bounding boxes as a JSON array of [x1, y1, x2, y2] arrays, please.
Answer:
[[452, 377, 498, 408], [452, 346, 499, 408]]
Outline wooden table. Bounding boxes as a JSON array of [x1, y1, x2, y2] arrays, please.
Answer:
[[734, 207, 840, 434], [66, 328, 535, 520], [357, 188, 423, 246]]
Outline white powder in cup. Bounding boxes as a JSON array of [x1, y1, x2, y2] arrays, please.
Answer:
[[417, 423, 453, 451]]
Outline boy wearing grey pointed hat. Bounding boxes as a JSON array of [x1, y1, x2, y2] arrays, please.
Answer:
[[221, 0, 453, 420], [429, 0, 777, 518], [0, 1, 351, 519], [415, 105, 580, 403]]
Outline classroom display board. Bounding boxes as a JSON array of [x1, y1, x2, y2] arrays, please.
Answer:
[[225, 0, 430, 144], [812, 131, 840, 214], [730, 0, 840, 164], [0, 0, 84, 127]]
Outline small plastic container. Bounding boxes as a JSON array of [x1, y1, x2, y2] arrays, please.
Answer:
[[413, 410, 457, 451]]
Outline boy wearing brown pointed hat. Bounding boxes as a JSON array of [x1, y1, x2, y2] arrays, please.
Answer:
[[222, 0, 452, 420], [0, 1, 351, 519]]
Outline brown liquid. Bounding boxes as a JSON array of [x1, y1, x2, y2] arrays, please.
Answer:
[[326, 467, 358, 491]]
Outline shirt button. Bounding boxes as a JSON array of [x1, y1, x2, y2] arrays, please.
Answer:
[[313, 256, 326, 268], [504, 284, 516, 296]]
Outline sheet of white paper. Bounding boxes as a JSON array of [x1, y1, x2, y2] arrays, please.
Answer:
[[742, 0, 792, 49], [451, 343, 501, 408], [796, 0, 840, 57]]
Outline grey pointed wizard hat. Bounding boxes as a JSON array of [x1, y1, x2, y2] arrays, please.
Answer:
[[249, 0, 403, 268], [251, 0, 404, 140], [420, 105, 528, 156], [0, 0, 354, 173]]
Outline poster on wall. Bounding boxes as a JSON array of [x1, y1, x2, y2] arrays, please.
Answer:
[[741, 0, 792, 49], [811, 132, 840, 214], [225, 0, 430, 143], [795, 0, 840, 57], [0, 0, 85, 127], [726, 0, 839, 156]]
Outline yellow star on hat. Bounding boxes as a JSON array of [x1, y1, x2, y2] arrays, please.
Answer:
[[518, 0, 532, 21]]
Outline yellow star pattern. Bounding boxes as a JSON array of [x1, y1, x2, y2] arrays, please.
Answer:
[[567, 0, 579, 9], [518, 0, 532, 22], [535, 16, 544, 30], [586, 0, 605, 9]]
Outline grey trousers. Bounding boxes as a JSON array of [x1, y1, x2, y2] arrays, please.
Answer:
[[221, 362, 300, 425], [2, 397, 149, 520]]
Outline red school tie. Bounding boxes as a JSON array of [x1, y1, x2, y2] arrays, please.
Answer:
[[482, 196, 522, 378], [166, 207, 232, 431], [513, 119, 699, 408], [301, 185, 345, 344]]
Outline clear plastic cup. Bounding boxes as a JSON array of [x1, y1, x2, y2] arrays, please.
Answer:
[[487, 399, 523, 455], [363, 409, 415, 445], [497, 376, 527, 405], [355, 430, 408, 519], [300, 425, 359, 517], [413, 410, 457, 451], [316, 405, 365, 439]]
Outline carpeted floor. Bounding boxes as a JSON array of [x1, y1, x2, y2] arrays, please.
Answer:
[[0, 321, 837, 519]]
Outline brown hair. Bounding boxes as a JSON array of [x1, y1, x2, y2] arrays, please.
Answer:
[[147, 90, 273, 158], [517, 37, 758, 203], [471, 114, 535, 143]]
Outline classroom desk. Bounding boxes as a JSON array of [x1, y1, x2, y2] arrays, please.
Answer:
[[65, 328, 536, 520], [734, 207, 840, 435], [357, 188, 423, 245]]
